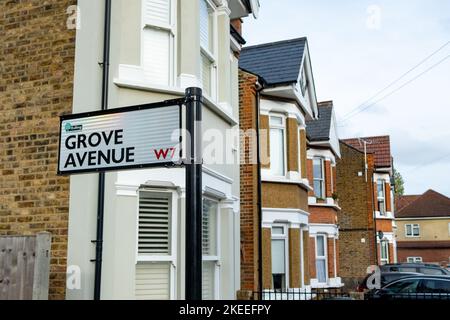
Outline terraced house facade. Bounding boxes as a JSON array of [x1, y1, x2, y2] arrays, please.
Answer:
[[305, 101, 342, 289], [239, 38, 320, 296]]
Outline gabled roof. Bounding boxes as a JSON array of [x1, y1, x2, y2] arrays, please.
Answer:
[[239, 37, 306, 86], [395, 195, 421, 212], [341, 136, 392, 168], [396, 190, 450, 218], [306, 102, 333, 141]]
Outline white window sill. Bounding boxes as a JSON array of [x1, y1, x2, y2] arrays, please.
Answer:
[[261, 174, 313, 191], [308, 197, 341, 210], [114, 77, 238, 125], [375, 211, 394, 219]]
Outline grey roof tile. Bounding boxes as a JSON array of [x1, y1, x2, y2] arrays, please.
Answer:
[[239, 38, 306, 85], [306, 105, 333, 141]]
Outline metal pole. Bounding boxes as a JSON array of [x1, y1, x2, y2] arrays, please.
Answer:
[[93, 0, 111, 300], [185, 87, 203, 300]]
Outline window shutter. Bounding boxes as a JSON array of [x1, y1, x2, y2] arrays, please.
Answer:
[[138, 192, 170, 255], [202, 261, 215, 300], [135, 263, 170, 300], [200, 54, 212, 96], [143, 0, 171, 26], [199, 0, 210, 49], [142, 28, 170, 86], [202, 199, 217, 256]]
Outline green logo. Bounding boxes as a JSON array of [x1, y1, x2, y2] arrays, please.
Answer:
[[65, 122, 83, 133]]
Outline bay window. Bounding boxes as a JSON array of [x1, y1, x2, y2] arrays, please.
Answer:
[[315, 234, 327, 283], [271, 225, 288, 291], [202, 198, 219, 300], [377, 179, 386, 215], [200, 0, 217, 99], [313, 157, 325, 199], [142, 0, 176, 86], [269, 115, 286, 177]]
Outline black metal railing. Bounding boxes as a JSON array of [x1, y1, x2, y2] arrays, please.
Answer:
[[364, 292, 450, 300], [255, 288, 353, 301]]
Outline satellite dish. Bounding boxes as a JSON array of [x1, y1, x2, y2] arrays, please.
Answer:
[[250, 0, 260, 19]]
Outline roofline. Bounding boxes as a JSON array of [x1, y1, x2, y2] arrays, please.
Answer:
[[241, 36, 308, 51], [396, 189, 450, 216], [341, 135, 390, 142], [339, 140, 374, 155]]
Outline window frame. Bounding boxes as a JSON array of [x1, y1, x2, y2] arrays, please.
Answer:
[[140, 0, 178, 87], [407, 257, 423, 263], [315, 234, 328, 283], [271, 224, 289, 290], [202, 196, 221, 300], [380, 240, 390, 264], [199, 0, 218, 100], [377, 179, 386, 215], [405, 223, 420, 238], [313, 157, 325, 199], [269, 114, 287, 177]]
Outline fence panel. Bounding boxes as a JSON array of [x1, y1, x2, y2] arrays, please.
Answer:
[[0, 232, 51, 300]]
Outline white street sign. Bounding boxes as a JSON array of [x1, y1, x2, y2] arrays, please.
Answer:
[[58, 103, 181, 174]]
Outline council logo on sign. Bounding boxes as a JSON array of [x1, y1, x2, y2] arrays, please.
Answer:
[[65, 122, 83, 133]]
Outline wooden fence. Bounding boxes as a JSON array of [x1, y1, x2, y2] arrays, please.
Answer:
[[0, 232, 51, 300]]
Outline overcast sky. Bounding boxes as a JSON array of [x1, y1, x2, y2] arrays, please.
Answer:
[[244, 0, 450, 197]]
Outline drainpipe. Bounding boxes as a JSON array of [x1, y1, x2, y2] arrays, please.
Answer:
[[371, 173, 379, 266], [93, 0, 112, 300], [255, 82, 263, 300]]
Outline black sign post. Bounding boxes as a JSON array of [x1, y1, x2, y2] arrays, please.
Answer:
[[185, 87, 203, 300]]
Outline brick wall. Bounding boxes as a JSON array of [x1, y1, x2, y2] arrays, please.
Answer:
[[336, 142, 377, 286], [309, 206, 338, 224], [0, 0, 76, 300], [238, 70, 260, 293]]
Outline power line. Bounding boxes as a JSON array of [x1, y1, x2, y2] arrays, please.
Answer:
[[405, 151, 450, 173], [339, 53, 450, 126], [339, 40, 450, 123]]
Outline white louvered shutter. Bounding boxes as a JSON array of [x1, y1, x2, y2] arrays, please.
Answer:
[[138, 192, 170, 255], [202, 261, 215, 300], [199, 0, 210, 50], [135, 263, 170, 300], [142, 0, 173, 86], [200, 54, 212, 96], [136, 192, 171, 300], [143, 0, 171, 26], [202, 199, 218, 299]]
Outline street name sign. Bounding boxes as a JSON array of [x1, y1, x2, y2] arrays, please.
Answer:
[[58, 102, 182, 175]]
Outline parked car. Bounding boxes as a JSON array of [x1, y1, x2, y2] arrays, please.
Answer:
[[356, 272, 421, 292], [366, 275, 450, 300], [380, 263, 450, 275]]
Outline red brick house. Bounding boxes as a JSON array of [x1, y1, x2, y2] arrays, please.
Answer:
[[396, 190, 450, 266], [239, 37, 320, 298], [336, 136, 397, 288]]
